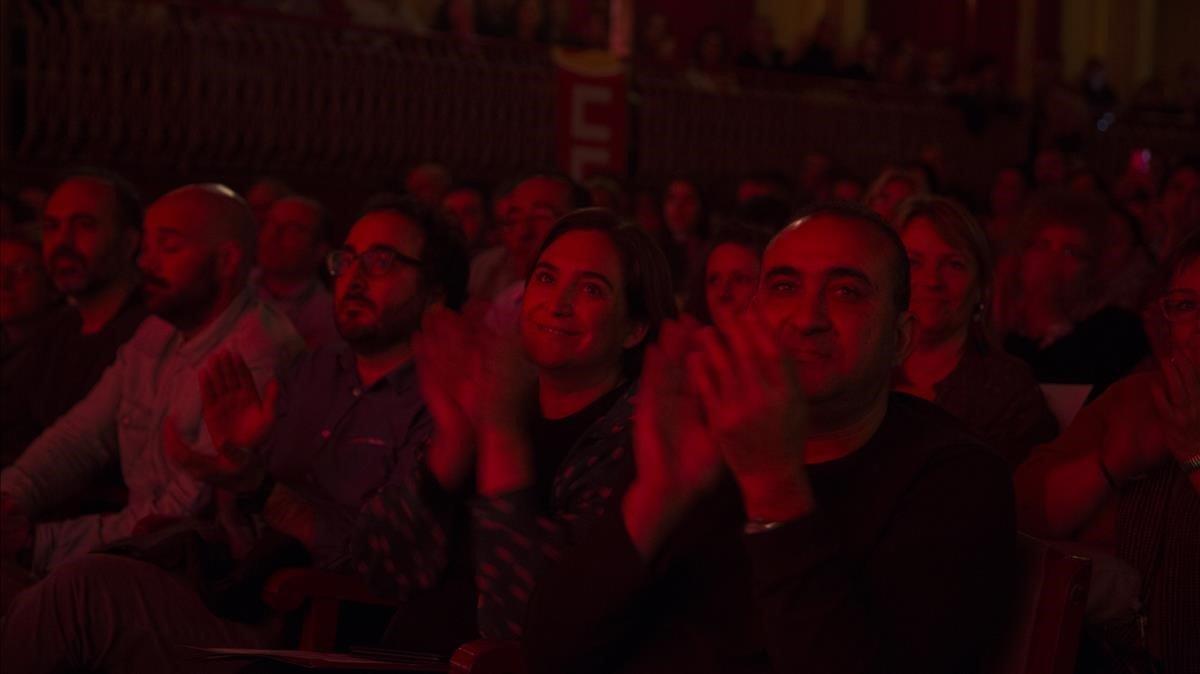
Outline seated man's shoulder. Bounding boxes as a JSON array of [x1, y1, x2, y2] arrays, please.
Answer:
[[229, 297, 306, 360], [122, 315, 179, 356]]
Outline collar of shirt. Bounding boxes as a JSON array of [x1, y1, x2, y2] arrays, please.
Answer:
[[170, 288, 256, 365], [332, 343, 417, 395]]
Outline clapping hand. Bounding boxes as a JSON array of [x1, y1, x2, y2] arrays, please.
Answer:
[[414, 307, 485, 491], [162, 350, 275, 491]]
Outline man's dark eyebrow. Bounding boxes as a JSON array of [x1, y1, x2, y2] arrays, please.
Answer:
[[826, 266, 877, 289], [764, 266, 801, 280]]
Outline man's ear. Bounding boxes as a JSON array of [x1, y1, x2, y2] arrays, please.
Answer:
[[215, 241, 245, 282], [893, 310, 916, 365], [622, 321, 650, 350]]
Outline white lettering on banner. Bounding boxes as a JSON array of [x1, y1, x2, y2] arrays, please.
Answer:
[[569, 146, 611, 182], [570, 85, 612, 142]]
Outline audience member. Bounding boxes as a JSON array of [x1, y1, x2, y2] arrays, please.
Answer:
[[0, 184, 304, 574], [442, 182, 493, 251], [985, 166, 1030, 256], [685, 224, 769, 335], [523, 204, 1014, 673], [405, 163, 453, 210], [660, 177, 710, 293], [737, 16, 784, 71], [892, 196, 1057, 467], [1014, 232, 1200, 674], [865, 166, 929, 224], [1094, 204, 1157, 313], [736, 171, 792, 206], [244, 177, 293, 227], [0, 226, 60, 358], [252, 195, 340, 350], [1144, 158, 1200, 259], [0, 171, 149, 468], [1032, 147, 1068, 190], [686, 27, 738, 94], [0, 196, 472, 674], [999, 193, 1149, 392], [466, 173, 585, 330], [351, 208, 676, 641]]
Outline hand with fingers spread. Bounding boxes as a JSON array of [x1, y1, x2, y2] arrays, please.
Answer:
[[686, 308, 813, 522], [162, 350, 276, 491], [1151, 352, 1200, 465], [414, 306, 484, 492], [625, 317, 725, 558]]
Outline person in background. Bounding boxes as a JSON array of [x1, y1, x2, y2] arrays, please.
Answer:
[[465, 173, 586, 331], [685, 224, 769, 335], [737, 16, 784, 71], [405, 163, 453, 210], [985, 166, 1031, 257], [1, 170, 148, 469], [999, 192, 1149, 393], [892, 196, 1057, 468], [1094, 204, 1157, 313], [1144, 158, 1200, 259], [0, 184, 303, 574], [660, 177, 710, 294], [865, 166, 929, 224], [252, 195, 339, 350], [244, 177, 293, 227], [735, 171, 792, 207], [1014, 232, 1200, 674], [1, 226, 63, 467], [442, 182, 493, 253], [0, 225, 60, 358], [1032, 147, 1068, 190]]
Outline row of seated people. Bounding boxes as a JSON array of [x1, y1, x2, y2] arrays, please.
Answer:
[[0, 163, 1197, 673]]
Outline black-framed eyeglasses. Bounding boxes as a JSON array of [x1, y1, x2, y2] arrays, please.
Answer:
[[1161, 293, 1199, 324], [326, 247, 422, 278]]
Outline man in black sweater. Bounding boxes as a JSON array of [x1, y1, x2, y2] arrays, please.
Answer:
[[522, 204, 1016, 673]]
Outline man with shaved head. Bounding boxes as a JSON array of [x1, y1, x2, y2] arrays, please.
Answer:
[[521, 204, 1016, 674], [252, 195, 339, 349], [1, 169, 149, 466], [1, 184, 304, 574]]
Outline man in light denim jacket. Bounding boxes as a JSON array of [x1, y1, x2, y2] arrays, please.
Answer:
[[0, 184, 304, 574]]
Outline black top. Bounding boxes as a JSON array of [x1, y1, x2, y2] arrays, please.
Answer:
[[522, 393, 1016, 674], [530, 383, 627, 507], [1003, 305, 1148, 393], [0, 294, 147, 467]]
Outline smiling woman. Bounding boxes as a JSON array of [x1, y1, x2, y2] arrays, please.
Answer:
[[893, 196, 1057, 468], [349, 208, 677, 641]]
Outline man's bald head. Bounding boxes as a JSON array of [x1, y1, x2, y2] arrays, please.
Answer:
[[149, 184, 256, 271], [139, 184, 257, 331]]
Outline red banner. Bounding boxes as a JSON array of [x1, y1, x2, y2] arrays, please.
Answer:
[[553, 48, 628, 182]]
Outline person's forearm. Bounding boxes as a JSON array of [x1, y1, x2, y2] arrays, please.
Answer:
[[1015, 452, 1111, 538], [475, 426, 534, 496], [622, 480, 690, 560], [425, 429, 474, 493], [736, 467, 816, 523]]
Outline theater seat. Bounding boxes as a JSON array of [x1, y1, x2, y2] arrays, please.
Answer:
[[261, 568, 524, 673], [982, 533, 1092, 674]]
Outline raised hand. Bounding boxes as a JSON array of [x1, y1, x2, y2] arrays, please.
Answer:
[[199, 350, 279, 453], [1152, 352, 1200, 464], [686, 307, 813, 521], [161, 350, 275, 491], [625, 317, 724, 558], [414, 306, 484, 491]]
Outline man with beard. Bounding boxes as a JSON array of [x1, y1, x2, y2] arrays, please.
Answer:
[[0, 170, 149, 465], [0, 197, 469, 674], [0, 184, 304, 575]]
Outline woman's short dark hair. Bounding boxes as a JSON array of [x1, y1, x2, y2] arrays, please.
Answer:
[[358, 195, 469, 311], [684, 223, 771, 325], [530, 208, 678, 377]]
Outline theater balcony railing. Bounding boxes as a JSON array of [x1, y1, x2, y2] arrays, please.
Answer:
[[2, 0, 1197, 200]]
